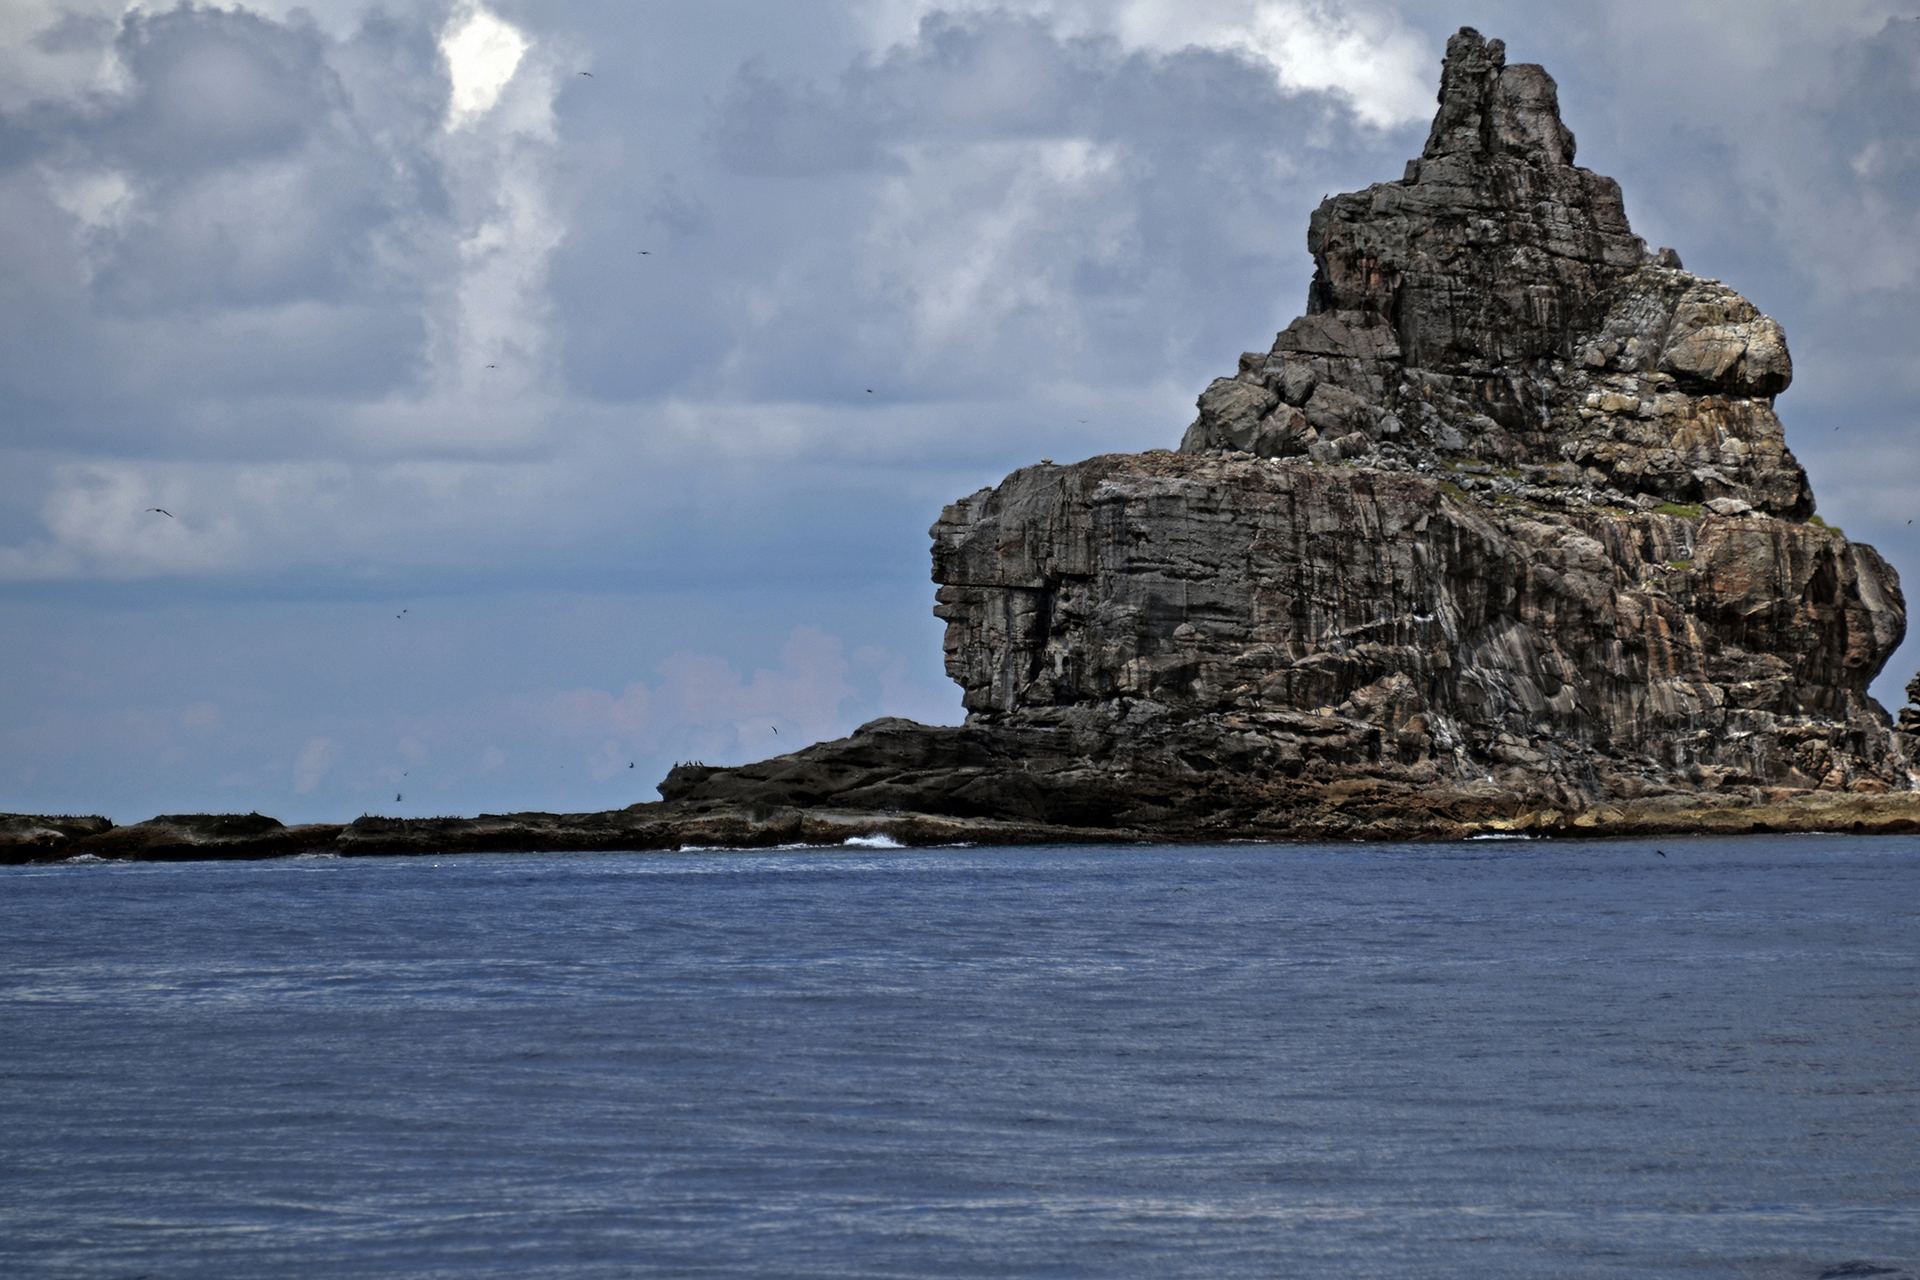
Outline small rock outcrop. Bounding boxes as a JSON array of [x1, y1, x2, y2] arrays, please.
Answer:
[[666, 26, 1913, 833]]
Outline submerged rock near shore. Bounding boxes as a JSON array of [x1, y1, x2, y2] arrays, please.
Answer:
[[8, 28, 1918, 863]]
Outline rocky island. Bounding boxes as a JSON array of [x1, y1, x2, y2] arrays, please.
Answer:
[[9, 27, 1920, 862]]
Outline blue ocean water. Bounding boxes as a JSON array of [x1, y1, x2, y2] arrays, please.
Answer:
[[1, 836, 1915, 1279]]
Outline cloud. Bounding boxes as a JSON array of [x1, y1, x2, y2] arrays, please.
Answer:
[[544, 624, 864, 769], [1, 2, 1414, 589], [545, 681, 653, 738], [849, 0, 1435, 127], [0, 0, 563, 433], [292, 735, 339, 793], [442, 3, 527, 129], [701, 9, 1411, 407]]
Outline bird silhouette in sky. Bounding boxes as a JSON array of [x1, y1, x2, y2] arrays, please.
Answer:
[[629, 762, 635, 768], [772, 726, 778, 734], [578, 71, 593, 77], [396, 793, 403, 802], [866, 389, 873, 393], [146, 508, 172, 517], [1656, 849, 1667, 857], [639, 250, 650, 254]]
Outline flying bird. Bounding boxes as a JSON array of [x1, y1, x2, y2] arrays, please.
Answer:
[[146, 508, 173, 517], [396, 793, 403, 802], [1656, 849, 1667, 857], [629, 762, 635, 768], [578, 70, 593, 76]]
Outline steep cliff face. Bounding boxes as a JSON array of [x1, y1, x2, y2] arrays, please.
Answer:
[[929, 26, 1910, 802], [933, 452, 1903, 802], [663, 27, 1912, 833]]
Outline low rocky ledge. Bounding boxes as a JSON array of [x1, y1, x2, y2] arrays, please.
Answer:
[[0, 796, 1123, 865], [9, 735, 1920, 866]]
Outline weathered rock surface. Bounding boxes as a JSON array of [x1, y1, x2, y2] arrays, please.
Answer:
[[666, 26, 1918, 829]]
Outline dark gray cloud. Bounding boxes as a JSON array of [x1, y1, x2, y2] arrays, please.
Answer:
[[1824, 17, 1920, 214], [586, 10, 1413, 407], [112, 7, 337, 171], [0, 3, 455, 444]]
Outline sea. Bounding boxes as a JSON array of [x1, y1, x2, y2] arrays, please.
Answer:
[[1, 835, 1915, 1279]]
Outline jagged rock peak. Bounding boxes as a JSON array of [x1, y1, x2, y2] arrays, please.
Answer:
[[1179, 27, 1807, 521], [1297, 26, 1645, 371], [1422, 26, 1576, 166]]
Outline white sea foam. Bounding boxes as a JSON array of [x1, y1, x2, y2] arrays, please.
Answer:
[[843, 834, 904, 849]]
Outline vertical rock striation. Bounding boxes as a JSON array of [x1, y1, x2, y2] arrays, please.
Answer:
[[666, 28, 1914, 834]]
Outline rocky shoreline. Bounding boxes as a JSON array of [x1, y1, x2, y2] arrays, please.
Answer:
[[8, 772, 1920, 865], [12, 28, 1920, 866]]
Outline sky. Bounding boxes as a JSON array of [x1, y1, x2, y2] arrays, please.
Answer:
[[2, 0, 1919, 823]]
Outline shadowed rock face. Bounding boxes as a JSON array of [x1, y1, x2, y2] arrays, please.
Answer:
[[676, 26, 1914, 827], [933, 451, 1904, 803]]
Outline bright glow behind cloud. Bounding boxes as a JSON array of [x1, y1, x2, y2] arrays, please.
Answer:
[[441, 3, 527, 129]]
